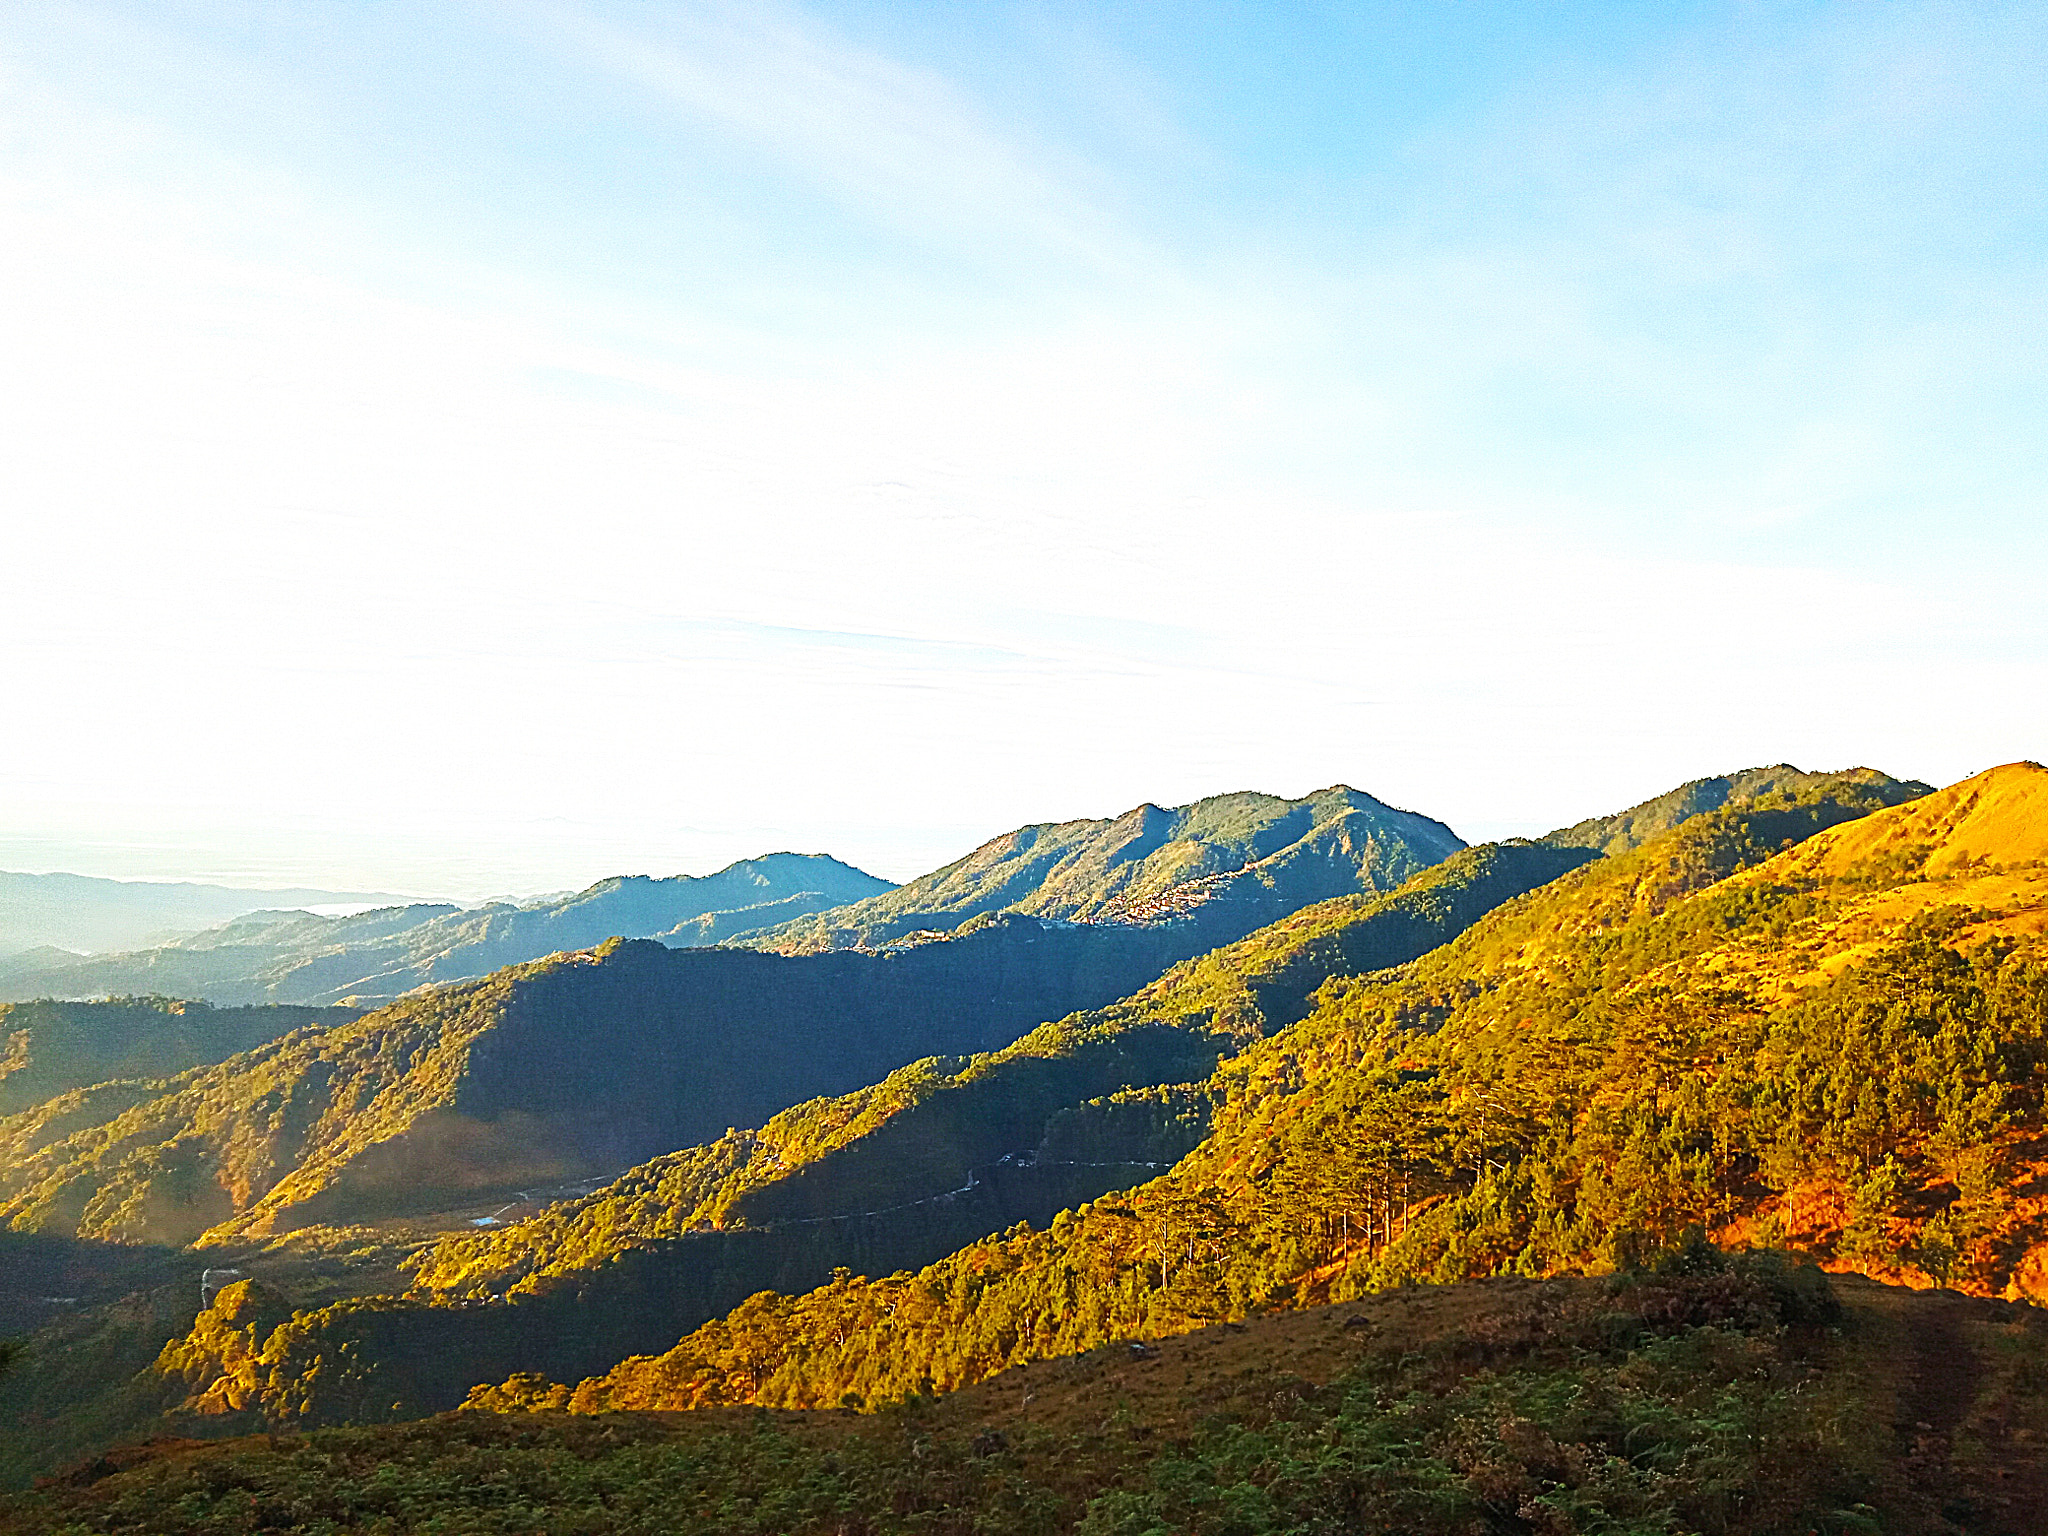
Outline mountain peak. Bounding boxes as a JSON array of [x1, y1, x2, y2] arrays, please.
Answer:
[[740, 785, 1465, 953]]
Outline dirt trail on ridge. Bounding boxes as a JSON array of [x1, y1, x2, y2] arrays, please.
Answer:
[[1834, 1273, 2048, 1535]]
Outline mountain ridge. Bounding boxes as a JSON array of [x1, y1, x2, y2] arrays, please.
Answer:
[[0, 871, 418, 959], [739, 785, 1465, 954], [0, 852, 894, 1007], [1539, 762, 1931, 855]]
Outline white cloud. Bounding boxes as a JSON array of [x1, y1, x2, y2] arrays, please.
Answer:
[[508, 0, 1155, 277], [0, 1, 2041, 893]]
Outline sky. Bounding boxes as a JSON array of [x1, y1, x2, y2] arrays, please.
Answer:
[[2, 0, 2044, 899]]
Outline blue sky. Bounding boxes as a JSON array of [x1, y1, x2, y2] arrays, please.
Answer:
[[2, 1, 2044, 896]]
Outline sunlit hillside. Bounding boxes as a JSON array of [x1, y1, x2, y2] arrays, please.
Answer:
[[745, 786, 1466, 953], [480, 766, 2044, 1416]]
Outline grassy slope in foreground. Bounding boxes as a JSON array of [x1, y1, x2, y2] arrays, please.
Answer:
[[11, 1259, 2047, 1536], [505, 766, 2043, 1415]]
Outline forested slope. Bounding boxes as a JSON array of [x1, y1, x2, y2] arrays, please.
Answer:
[[1539, 763, 1926, 854], [0, 997, 358, 1115], [743, 785, 1465, 953], [485, 766, 2045, 1415], [14, 1263, 2046, 1536], [0, 916, 1194, 1248]]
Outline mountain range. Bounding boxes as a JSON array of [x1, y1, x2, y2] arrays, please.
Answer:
[[525, 761, 2043, 1416], [0, 871, 416, 961], [0, 852, 893, 1007], [0, 786, 1477, 1253], [88, 764, 1926, 1432], [0, 787, 1464, 1010], [7, 757, 2048, 1536]]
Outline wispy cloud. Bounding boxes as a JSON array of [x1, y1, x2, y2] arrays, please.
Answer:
[[1, 1, 2041, 892], [509, 0, 1156, 278], [1267, 1, 2048, 553]]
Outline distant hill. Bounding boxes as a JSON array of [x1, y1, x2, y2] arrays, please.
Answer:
[[0, 947, 91, 981], [0, 871, 415, 958], [0, 854, 894, 1007], [742, 786, 1466, 954], [0, 998, 358, 1116], [1539, 763, 1931, 855]]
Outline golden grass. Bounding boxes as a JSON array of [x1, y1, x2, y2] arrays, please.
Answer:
[[1769, 761, 2048, 881]]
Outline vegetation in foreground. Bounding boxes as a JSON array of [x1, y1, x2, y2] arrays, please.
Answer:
[[8, 1251, 2046, 1535]]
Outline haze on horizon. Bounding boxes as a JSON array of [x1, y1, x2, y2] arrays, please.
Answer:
[[3, 1, 2044, 901]]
